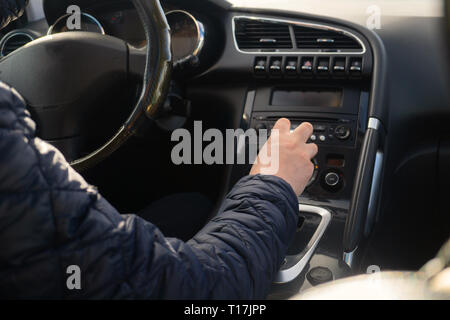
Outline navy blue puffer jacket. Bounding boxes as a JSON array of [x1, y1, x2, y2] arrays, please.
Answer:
[[0, 82, 299, 299]]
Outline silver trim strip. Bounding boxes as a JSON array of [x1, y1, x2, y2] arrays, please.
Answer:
[[274, 204, 332, 284], [47, 12, 105, 35], [343, 247, 357, 268], [232, 15, 366, 55], [166, 10, 205, 66], [368, 117, 381, 131], [365, 151, 384, 236]]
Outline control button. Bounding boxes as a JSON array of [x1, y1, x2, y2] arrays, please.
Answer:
[[317, 57, 330, 74], [325, 172, 340, 187], [332, 58, 346, 75], [319, 135, 326, 142], [313, 125, 327, 132], [300, 57, 314, 74], [254, 57, 267, 75], [285, 58, 298, 75], [255, 123, 267, 131], [269, 57, 282, 74], [334, 125, 351, 140], [310, 134, 317, 141], [349, 58, 362, 76]]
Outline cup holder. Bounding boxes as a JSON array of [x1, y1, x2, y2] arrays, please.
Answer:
[[274, 204, 332, 284]]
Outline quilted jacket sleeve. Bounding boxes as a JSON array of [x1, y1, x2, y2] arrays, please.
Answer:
[[0, 0, 28, 29], [0, 82, 299, 299]]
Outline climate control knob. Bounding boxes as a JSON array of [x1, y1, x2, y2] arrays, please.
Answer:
[[334, 125, 351, 140], [324, 172, 340, 187]]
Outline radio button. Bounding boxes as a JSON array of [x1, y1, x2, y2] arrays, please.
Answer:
[[332, 58, 346, 76], [269, 57, 282, 75], [254, 57, 267, 75], [317, 58, 330, 74], [349, 58, 362, 76], [285, 58, 298, 75], [300, 57, 314, 74]]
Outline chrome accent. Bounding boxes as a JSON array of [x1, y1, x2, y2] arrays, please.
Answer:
[[274, 205, 332, 284], [47, 12, 105, 35], [325, 172, 340, 187], [343, 247, 357, 268], [0, 32, 35, 57], [317, 38, 334, 43], [260, 38, 277, 43], [232, 15, 366, 55], [368, 117, 381, 131], [365, 151, 384, 236], [242, 90, 255, 128], [166, 10, 205, 66]]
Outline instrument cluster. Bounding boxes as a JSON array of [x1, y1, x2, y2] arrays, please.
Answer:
[[48, 7, 205, 66]]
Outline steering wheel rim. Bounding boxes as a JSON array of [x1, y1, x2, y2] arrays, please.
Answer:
[[70, 0, 172, 171], [0, 0, 172, 172]]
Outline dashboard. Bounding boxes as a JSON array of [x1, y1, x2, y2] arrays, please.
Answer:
[[0, 0, 448, 296]]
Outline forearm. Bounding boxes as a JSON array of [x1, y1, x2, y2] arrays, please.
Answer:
[[144, 175, 299, 299]]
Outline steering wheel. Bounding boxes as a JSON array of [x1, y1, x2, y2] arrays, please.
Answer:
[[0, 0, 172, 171]]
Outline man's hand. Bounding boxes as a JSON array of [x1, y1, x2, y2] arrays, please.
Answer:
[[250, 118, 318, 195]]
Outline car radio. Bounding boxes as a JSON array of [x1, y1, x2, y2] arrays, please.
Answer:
[[250, 113, 360, 197], [251, 115, 358, 148]]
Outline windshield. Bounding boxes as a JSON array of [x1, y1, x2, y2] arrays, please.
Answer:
[[226, 0, 444, 26]]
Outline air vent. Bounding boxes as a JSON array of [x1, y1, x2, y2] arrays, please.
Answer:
[[293, 26, 362, 50], [1, 32, 34, 57], [234, 18, 293, 50]]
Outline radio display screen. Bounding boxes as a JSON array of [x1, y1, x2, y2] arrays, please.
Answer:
[[271, 89, 343, 108]]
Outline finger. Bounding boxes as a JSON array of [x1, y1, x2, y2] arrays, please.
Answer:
[[293, 122, 314, 142], [304, 143, 319, 159], [272, 118, 291, 134]]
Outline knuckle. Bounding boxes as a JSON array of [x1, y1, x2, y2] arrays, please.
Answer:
[[285, 138, 296, 149], [298, 150, 309, 161], [276, 118, 290, 127], [301, 122, 314, 133]]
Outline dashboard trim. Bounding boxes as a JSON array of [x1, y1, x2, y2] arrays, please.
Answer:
[[47, 12, 106, 36], [165, 9, 205, 66], [0, 32, 35, 57], [274, 204, 332, 284], [232, 15, 367, 55], [368, 117, 381, 131]]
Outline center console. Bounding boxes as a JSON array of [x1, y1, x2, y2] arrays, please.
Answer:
[[224, 11, 388, 297], [250, 84, 367, 201]]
